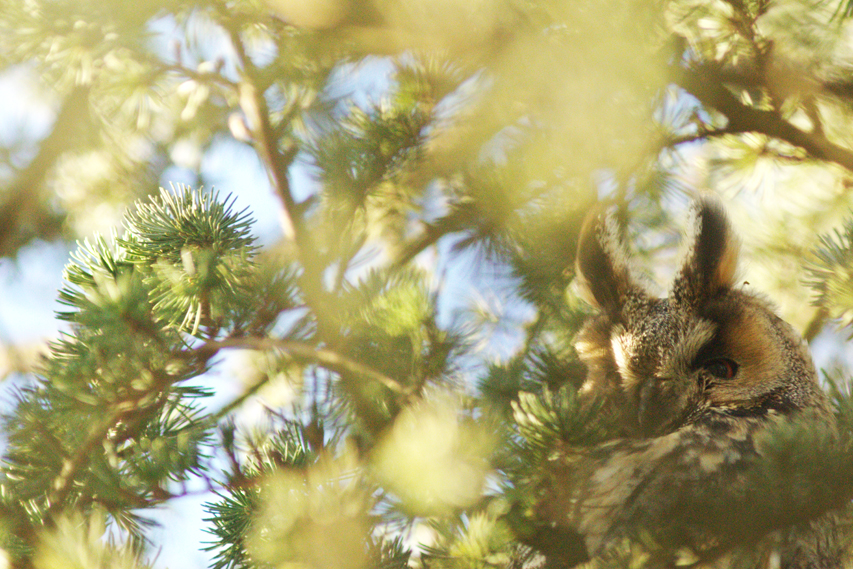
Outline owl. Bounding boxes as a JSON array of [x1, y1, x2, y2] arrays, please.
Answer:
[[536, 199, 845, 568]]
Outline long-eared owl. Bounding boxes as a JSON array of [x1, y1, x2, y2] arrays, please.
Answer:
[[545, 198, 844, 568]]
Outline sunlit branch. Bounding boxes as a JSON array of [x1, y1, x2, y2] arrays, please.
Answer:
[[219, 18, 337, 335], [675, 65, 853, 173], [46, 406, 128, 521], [0, 85, 90, 257], [45, 374, 173, 521], [199, 337, 412, 396], [224, 26, 300, 243]]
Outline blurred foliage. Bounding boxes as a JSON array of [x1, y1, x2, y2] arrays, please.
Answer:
[[371, 395, 494, 517], [4, 0, 853, 568], [808, 219, 853, 329], [34, 512, 147, 569]]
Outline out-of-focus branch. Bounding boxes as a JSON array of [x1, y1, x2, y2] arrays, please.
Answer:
[[674, 65, 853, 173], [225, 27, 300, 242], [0, 85, 90, 258], [390, 214, 465, 271], [0, 341, 48, 380], [220, 19, 336, 334], [199, 336, 413, 396], [803, 306, 830, 343], [663, 128, 740, 148]]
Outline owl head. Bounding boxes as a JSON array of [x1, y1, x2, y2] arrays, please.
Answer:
[[574, 198, 829, 437]]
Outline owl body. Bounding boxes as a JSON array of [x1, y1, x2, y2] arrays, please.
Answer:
[[556, 199, 843, 567]]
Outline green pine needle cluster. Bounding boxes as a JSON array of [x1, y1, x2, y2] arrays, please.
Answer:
[[120, 186, 259, 336], [1, 185, 264, 563], [808, 220, 853, 329]]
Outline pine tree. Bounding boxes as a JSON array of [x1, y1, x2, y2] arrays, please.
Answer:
[[5, 1, 853, 568]]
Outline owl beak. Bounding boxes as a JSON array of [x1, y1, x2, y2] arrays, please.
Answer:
[[637, 378, 680, 436], [637, 380, 659, 434]]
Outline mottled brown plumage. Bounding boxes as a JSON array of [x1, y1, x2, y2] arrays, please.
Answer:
[[555, 198, 844, 567]]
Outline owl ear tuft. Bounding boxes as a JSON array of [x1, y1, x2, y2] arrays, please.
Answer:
[[575, 205, 641, 314], [672, 197, 740, 307]]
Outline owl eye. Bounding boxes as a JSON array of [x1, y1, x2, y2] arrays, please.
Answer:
[[701, 357, 739, 380]]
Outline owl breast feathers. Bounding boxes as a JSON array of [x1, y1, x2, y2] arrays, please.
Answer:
[[545, 198, 845, 568]]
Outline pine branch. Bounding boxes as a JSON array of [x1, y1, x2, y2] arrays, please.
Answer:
[[6, 186, 261, 534], [45, 407, 128, 521], [220, 17, 339, 339], [674, 64, 853, 172], [219, 15, 303, 247], [663, 128, 742, 148], [234, 76, 300, 241], [198, 337, 413, 396], [0, 85, 90, 257], [45, 383, 172, 522], [805, 219, 853, 330], [218, 13, 299, 236]]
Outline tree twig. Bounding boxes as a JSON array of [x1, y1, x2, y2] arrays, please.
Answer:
[[0, 85, 90, 257], [225, 25, 301, 242], [199, 337, 412, 395], [44, 370, 174, 522], [674, 65, 853, 173], [46, 405, 128, 520], [803, 307, 830, 343], [221, 18, 337, 335]]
